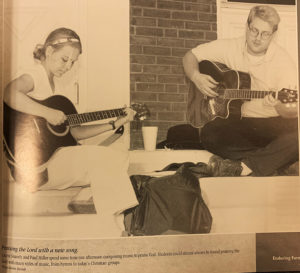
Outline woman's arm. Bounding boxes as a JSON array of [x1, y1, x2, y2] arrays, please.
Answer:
[[70, 108, 136, 140], [4, 74, 66, 125]]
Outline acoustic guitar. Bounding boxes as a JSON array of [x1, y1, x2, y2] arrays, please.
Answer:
[[187, 60, 298, 128], [4, 95, 149, 169]]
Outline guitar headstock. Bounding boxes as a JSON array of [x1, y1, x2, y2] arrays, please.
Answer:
[[131, 103, 150, 121], [278, 88, 298, 104]]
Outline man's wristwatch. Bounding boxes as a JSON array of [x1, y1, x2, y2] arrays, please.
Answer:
[[109, 120, 116, 130]]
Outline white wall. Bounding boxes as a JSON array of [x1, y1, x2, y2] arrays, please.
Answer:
[[84, 0, 130, 111], [217, 1, 298, 61], [81, 0, 130, 147]]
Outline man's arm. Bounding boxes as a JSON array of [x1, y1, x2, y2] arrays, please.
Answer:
[[264, 93, 298, 118], [275, 102, 298, 118], [182, 50, 201, 80], [183, 50, 218, 97], [274, 51, 298, 118]]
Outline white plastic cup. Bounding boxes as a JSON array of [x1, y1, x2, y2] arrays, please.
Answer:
[[142, 126, 158, 151]]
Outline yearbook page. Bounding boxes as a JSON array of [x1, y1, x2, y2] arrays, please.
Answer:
[[2, 0, 300, 272]]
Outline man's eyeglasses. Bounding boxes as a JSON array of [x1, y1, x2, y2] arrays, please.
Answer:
[[248, 25, 274, 40]]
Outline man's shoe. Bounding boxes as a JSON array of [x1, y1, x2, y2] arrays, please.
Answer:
[[207, 155, 243, 177], [277, 161, 299, 176]]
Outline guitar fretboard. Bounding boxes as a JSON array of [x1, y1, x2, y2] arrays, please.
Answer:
[[66, 108, 125, 126], [221, 89, 274, 99]]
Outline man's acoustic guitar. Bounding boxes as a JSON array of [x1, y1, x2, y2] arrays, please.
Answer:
[[187, 60, 298, 128]]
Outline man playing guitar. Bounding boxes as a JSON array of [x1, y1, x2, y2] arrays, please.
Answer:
[[183, 5, 298, 176]]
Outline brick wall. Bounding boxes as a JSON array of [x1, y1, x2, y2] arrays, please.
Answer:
[[130, 0, 217, 149]]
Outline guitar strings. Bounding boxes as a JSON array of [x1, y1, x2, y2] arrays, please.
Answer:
[[66, 108, 125, 126]]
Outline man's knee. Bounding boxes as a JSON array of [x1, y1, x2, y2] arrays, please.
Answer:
[[281, 131, 299, 159], [200, 124, 223, 151]]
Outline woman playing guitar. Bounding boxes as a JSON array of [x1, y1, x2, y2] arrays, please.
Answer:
[[3, 27, 138, 237]]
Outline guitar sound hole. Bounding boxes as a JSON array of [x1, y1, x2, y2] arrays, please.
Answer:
[[50, 123, 68, 134]]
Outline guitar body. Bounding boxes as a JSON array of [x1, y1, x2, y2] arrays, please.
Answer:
[[187, 60, 251, 128], [4, 95, 78, 168]]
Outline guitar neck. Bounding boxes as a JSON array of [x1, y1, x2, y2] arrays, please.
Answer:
[[66, 108, 125, 126], [222, 89, 275, 99]]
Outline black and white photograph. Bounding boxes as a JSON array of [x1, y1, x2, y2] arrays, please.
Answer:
[[128, 0, 300, 235], [1, 0, 300, 272]]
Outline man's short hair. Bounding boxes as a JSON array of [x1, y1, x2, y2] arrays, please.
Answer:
[[247, 5, 280, 32]]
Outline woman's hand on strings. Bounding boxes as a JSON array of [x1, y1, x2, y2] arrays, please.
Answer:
[[115, 106, 136, 126], [123, 107, 136, 123], [44, 108, 67, 125]]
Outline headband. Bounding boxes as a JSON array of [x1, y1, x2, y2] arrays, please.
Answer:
[[50, 38, 80, 45]]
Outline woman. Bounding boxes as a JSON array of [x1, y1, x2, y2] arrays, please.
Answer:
[[4, 27, 138, 237]]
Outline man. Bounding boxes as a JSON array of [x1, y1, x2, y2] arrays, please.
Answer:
[[183, 5, 298, 176]]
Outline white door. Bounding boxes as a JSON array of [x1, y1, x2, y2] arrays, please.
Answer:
[[3, 0, 87, 110]]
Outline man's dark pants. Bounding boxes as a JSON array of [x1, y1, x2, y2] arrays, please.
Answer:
[[201, 115, 299, 176]]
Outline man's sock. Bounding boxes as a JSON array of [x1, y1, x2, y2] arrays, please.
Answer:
[[241, 162, 252, 176]]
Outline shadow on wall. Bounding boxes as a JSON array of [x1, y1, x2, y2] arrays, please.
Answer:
[[129, 0, 217, 149]]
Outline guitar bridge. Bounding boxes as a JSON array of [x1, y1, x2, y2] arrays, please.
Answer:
[[208, 99, 216, 115]]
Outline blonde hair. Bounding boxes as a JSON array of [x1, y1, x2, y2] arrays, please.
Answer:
[[33, 28, 82, 60], [247, 5, 280, 32]]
